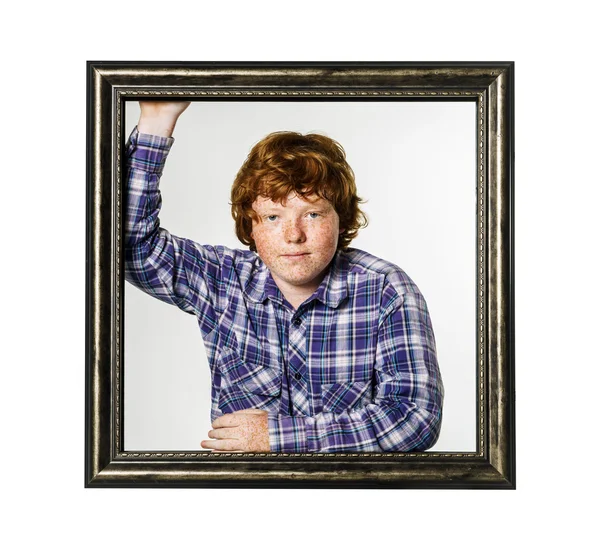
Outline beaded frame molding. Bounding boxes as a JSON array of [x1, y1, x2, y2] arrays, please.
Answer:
[[85, 61, 515, 488]]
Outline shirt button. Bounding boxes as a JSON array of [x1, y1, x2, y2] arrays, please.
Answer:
[[294, 372, 301, 380], [293, 318, 302, 326]]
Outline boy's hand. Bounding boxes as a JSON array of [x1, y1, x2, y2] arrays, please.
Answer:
[[137, 101, 191, 137], [201, 409, 270, 452]]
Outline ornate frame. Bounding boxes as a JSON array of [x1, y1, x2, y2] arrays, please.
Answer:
[[85, 61, 515, 488]]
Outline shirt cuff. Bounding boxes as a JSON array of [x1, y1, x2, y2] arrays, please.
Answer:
[[126, 126, 175, 173], [268, 413, 314, 453]]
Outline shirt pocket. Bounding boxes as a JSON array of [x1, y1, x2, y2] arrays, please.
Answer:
[[321, 381, 372, 414], [217, 348, 282, 413]]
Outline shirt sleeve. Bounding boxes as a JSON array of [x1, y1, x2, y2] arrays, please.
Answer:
[[267, 291, 444, 453], [124, 127, 224, 336]]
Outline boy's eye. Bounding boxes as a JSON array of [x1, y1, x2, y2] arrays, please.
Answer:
[[266, 215, 278, 222], [308, 212, 320, 219]]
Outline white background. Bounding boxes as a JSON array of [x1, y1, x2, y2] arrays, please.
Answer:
[[3, 1, 598, 532], [124, 100, 476, 452]]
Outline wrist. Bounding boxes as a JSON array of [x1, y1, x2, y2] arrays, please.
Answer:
[[136, 113, 179, 138]]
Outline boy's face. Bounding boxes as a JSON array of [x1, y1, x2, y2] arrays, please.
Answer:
[[251, 193, 343, 299]]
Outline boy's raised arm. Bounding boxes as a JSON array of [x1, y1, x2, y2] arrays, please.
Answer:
[[125, 100, 219, 319]]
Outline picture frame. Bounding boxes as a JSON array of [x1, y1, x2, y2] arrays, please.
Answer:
[[85, 61, 515, 488]]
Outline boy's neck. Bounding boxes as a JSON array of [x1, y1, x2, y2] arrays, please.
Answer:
[[271, 275, 326, 310]]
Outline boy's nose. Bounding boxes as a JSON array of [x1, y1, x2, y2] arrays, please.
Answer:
[[284, 220, 306, 243]]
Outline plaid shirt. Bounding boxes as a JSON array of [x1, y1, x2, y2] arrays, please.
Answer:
[[125, 128, 444, 453]]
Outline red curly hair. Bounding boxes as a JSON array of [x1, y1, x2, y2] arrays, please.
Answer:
[[231, 131, 367, 252]]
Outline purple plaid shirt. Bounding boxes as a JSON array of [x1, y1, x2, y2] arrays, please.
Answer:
[[125, 127, 444, 453]]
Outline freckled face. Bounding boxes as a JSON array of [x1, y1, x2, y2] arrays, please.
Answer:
[[251, 194, 342, 299]]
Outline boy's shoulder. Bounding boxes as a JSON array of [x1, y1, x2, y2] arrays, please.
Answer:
[[342, 248, 421, 296]]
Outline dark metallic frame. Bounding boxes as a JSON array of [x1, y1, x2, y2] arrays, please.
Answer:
[[86, 61, 515, 488]]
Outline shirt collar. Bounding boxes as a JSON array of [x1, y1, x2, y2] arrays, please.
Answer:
[[310, 251, 349, 308], [243, 251, 349, 309]]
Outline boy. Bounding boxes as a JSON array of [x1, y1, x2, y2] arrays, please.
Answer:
[[125, 101, 443, 453]]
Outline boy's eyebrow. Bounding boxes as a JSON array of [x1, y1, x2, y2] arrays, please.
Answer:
[[253, 194, 333, 210], [305, 199, 334, 210], [254, 203, 284, 212]]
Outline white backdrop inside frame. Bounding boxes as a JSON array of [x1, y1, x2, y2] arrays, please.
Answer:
[[124, 99, 477, 452]]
